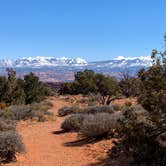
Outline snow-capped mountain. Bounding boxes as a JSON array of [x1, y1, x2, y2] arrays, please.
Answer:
[[0, 59, 13, 67], [0, 56, 152, 68], [89, 56, 152, 68], [0, 56, 152, 82], [13, 57, 88, 67]]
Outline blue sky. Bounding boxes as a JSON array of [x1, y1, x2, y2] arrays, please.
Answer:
[[0, 0, 165, 61]]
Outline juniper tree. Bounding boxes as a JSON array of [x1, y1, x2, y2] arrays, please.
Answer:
[[24, 72, 46, 104]]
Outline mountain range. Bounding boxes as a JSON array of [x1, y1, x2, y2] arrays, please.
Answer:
[[0, 56, 152, 82]]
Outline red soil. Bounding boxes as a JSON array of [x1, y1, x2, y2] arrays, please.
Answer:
[[5, 97, 112, 166]]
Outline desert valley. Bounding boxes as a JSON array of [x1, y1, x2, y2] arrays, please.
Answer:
[[0, 1, 166, 165]]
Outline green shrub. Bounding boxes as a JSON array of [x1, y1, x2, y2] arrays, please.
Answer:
[[24, 72, 48, 104], [58, 106, 82, 117], [109, 109, 166, 166], [80, 112, 123, 138], [0, 69, 49, 106], [61, 114, 85, 131], [59, 70, 119, 105], [119, 74, 140, 98], [0, 131, 25, 163]]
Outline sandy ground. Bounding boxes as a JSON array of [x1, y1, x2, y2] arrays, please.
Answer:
[[5, 97, 103, 166]]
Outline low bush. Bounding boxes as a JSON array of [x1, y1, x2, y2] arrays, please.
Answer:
[[80, 112, 123, 138], [29, 102, 52, 112], [58, 105, 119, 117], [78, 97, 89, 104], [40, 100, 53, 108], [0, 116, 24, 163], [0, 101, 53, 122], [58, 106, 82, 117], [0, 131, 25, 163], [122, 105, 149, 117], [7, 105, 34, 120], [29, 103, 53, 122], [0, 101, 53, 164], [61, 114, 85, 131], [82, 105, 115, 114], [0, 109, 14, 119], [108, 108, 166, 166], [0, 119, 15, 132], [132, 105, 148, 114], [78, 94, 101, 105]]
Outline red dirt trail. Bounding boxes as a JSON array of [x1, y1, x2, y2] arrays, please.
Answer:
[[6, 97, 97, 166]]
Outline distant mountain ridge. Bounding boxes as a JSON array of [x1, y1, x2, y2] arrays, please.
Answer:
[[0, 56, 152, 68], [0, 56, 152, 82], [0, 57, 88, 68]]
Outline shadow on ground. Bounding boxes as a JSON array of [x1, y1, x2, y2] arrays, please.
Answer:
[[64, 136, 108, 147], [52, 130, 67, 135]]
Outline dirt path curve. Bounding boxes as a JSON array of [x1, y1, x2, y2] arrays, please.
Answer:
[[8, 97, 96, 166]]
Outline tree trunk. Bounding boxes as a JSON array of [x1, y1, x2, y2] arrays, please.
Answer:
[[101, 95, 123, 105]]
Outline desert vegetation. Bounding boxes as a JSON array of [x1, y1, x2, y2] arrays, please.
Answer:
[[0, 118, 25, 163], [0, 69, 50, 105], [58, 35, 166, 165], [0, 38, 166, 166], [0, 69, 53, 164], [59, 70, 120, 105]]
